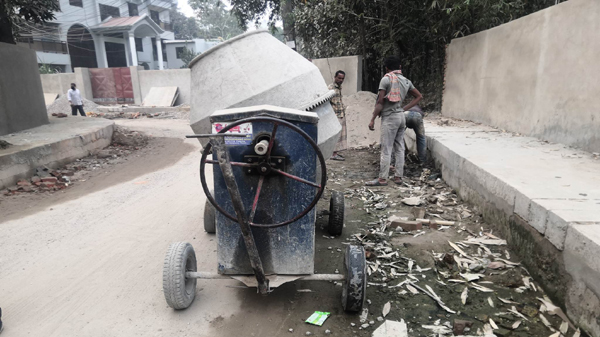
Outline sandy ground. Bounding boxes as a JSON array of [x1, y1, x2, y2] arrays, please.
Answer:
[[0, 118, 574, 337], [0, 119, 360, 337]]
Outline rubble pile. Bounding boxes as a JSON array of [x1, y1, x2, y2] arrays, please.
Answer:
[[2, 127, 148, 196], [88, 105, 190, 120], [325, 149, 581, 336], [0, 140, 11, 149], [47, 95, 99, 115]]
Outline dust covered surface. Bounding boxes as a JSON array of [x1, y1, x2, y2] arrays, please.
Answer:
[[46, 94, 99, 115], [310, 148, 583, 336]]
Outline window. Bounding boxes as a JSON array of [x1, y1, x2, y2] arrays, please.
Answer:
[[176, 47, 185, 59], [150, 10, 160, 24], [69, 0, 83, 7], [99, 4, 120, 21], [128, 3, 139, 16], [135, 38, 143, 52], [152, 38, 157, 61]]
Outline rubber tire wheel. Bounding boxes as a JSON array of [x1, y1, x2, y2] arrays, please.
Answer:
[[328, 190, 345, 236], [204, 197, 216, 234], [342, 245, 367, 312], [163, 242, 197, 309]]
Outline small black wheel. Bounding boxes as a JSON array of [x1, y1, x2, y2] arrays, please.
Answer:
[[328, 190, 344, 236], [204, 191, 216, 234], [163, 242, 197, 309], [342, 245, 367, 312]]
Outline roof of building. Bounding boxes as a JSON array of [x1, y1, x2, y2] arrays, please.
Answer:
[[90, 14, 164, 36]]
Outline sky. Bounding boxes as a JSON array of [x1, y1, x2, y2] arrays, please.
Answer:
[[178, 0, 195, 17], [176, 0, 279, 30]]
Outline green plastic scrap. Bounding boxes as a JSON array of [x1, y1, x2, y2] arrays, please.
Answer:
[[305, 311, 330, 326]]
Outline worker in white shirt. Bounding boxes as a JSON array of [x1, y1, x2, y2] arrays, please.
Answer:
[[67, 83, 86, 117]]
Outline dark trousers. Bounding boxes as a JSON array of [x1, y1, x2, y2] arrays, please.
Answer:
[[71, 105, 86, 116]]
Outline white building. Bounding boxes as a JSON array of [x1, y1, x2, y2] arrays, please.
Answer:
[[17, 0, 177, 72], [163, 39, 220, 69]]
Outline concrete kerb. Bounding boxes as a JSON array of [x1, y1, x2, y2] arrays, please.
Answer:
[[0, 118, 114, 190], [425, 121, 600, 336]]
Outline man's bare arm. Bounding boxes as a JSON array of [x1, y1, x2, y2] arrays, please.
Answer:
[[369, 90, 387, 131], [403, 88, 423, 111]]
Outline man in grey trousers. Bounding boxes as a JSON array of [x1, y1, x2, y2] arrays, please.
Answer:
[[366, 56, 423, 186]]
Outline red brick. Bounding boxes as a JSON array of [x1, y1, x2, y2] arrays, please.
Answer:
[[17, 180, 30, 186], [41, 177, 57, 183]]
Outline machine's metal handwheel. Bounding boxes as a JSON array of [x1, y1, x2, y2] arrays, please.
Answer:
[[200, 116, 327, 228]]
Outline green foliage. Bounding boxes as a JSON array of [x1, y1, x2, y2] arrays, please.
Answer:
[[189, 0, 244, 40], [0, 0, 60, 44], [39, 63, 59, 74], [170, 9, 201, 40], [178, 46, 200, 68], [228, 0, 558, 110]]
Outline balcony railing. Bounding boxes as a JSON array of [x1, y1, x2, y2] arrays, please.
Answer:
[[16, 38, 68, 54], [159, 21, 173, 31]]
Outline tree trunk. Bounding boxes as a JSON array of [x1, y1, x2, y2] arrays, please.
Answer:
[[0, 5, 16, 44], [359, 16, 368, 91]]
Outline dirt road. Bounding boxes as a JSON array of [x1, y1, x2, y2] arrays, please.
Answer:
[[0, 118, 573, 337], [0, 119, 357, 337]]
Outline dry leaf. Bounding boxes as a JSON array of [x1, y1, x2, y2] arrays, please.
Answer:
[[540, 314, 556, 332], [470, 283, 494, 293], [406, 284, 419, 295], [512, 320, 522, 329], [448, 241, 469, 257], [487, 297, 494, 308], [461, 287, 468, 305], [489, 318, 499, 330], [548, 332, 560, 337], [383, 301, 391, 317], [560, 321, 568, 335], [498, 297, 519, 304], [487, 261, 506, 269], [573, 328, 581, 337], [467, 237, 507, 245], [538, 297, 575, 329], [509, 306, 529, 321], [460, 273, 484, 282]]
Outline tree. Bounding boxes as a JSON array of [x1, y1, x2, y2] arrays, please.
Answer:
[[229, 0, 560, 110], [0, 0, 60, 44], [178, 46, 200, 68], [170, 9, 201, 40], [189, 0, 244, 40]]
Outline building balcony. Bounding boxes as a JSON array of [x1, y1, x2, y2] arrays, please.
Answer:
[[16, 38, 68, 54]]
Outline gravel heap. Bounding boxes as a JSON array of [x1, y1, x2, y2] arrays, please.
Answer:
[[47, 95, 99, 115]]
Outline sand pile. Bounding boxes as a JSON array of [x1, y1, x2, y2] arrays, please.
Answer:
[[343, 91, 417, 153], [47, 95, 99, 115]]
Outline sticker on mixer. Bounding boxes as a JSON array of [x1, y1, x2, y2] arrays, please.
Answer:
[[212, 122, 253, 145]]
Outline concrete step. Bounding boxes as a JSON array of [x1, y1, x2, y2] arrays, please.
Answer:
[[0, 117, 114, 190], [425, 120, 600, 336]]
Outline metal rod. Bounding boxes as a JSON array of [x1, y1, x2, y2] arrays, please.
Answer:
[[186, 272, 231, 279], [211, 137, 270, 295], [300, 274, 345, 281], [204, 159, 257, 168], [271, 168, 321, 188], [249, 175, 264, 224], [186, 134, 249, 138], [265, 122, 279, 161], [185, 272, 345, 282]]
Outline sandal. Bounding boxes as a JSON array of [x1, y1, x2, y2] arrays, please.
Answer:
[[330, 153, 345, 161], [365, 179, 388, 186], [393, 176, 403, 185]]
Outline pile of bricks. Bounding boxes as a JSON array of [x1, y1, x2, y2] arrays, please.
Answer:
[[4, 167, 74, 195]]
